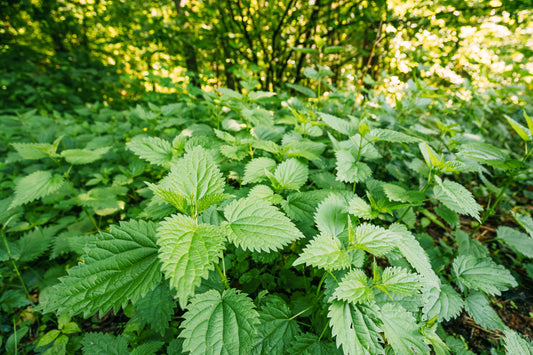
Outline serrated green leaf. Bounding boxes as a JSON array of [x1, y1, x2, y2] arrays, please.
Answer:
[[146, 182, 187, 213], [380, 267, 422, 296], [423, 284, 464, 322], [197, 193, 233, 213], [370, 129, 421, 143], [157, 214, 225, 308], [81, 332, 129, 355], [42, 220, 162, 317], [248, 91, 276, 101], [328, 300, 383, 355], [497, 226, 533, 258], [252, 298, 301, 354], [287, 333, 341, 355], [251, 139, 281, 153], [220, 144, 249, 161], [390, 223, 440, 288], [61, 147, 111, 165], [381, 303, 429, 355], [223, 197, 304, 252], [293, 233, 351, 270], [130, 342, 165, 355], [10, 170, 65, 208], [133, 284, 175, 335], [180, 289, 260, 355], [315, 193, 350, 237], [348, 196, 378, 220], [242, 157, 277, 185], [464, 291, 505, 330], [37, 330, 61, 348], [514, 212, 533, 238], [248, 185, 283, 205], [435, 204, 460, 228], [505, 115, 531, 141], [281, 190, 328, 222], [286, 83, 317, 98], [284, 140, 326, 160], [503, 329, 533, 355], [433, 179, 482, 222], [452, 255, 517, 295], [318, 112, 358, 136], [274, 158, 308, 191], [61, 322, 81, 334], [126, 136, 174, 167], [457, 142, 507, 165], [352, 223, 398, 256], [17, 226, 56, 262], [333, 269, 374, 303], [168, 146, 225, 205], [11, 142, 56, 160], [419, 142, 444, 169], [335, 150, 372, 183]]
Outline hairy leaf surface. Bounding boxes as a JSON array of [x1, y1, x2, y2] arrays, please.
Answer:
[[452, 255, 517, 295], [126, 136, 174, 167], [380, 303, 429, 355], [10, 170, 65, 208], [433, 179, 482, 222], [293, 233, 351, 270]]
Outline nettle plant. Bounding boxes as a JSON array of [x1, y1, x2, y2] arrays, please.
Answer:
[[4, 88, 533, 354]]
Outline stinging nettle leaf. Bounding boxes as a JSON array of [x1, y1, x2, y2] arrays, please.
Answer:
[[157, 214, 225, 308], [370, 129, 421, 143], [318, 112, 358, 136], [180, 289, 260, 355], [293, 233, 352, 270], [274, 158, 309, 191], [126, 136, 174, 167], [505, 115, 531, 141], [498, 226, 533, 259], [433, 179, 482, 222], [464, 291, 505, 330], [452, 255, 517, 295], [10, 170, 65, 208], [42, 220, 162, 318], [61, 146, 111, 165], [315, 193, 351, 238], [502, 329, 533, 355], [380, 303, 429, 355], [379, 267, 423, 296], [242, 157, 277, 185], [348, 196, 378, 220], [287, 333, 340, 355], [514, 212, 533, 238], [11, 142, 57, 160], [352, 223, 398, 256], [333, 269, 374, 303], [335, 150, 372, 183], [223, 197, 304, 252], [423, 284, 464, 322], [328, 300, 383, 355]]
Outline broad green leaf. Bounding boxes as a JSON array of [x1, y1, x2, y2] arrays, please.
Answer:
[[287, 333, 340, 355], [10, 170, 65, 208], [335, 150, 372, 183], [452, 255, 517, 295], [252, 298, 301, 354], [284, 141, 326, 160], [500, 226, 533, 257], [525, 110, 533, 136], [348, 196, 378, 220], [248, 185, 284, 205], [286, 83, 317, 98], [130, 342, 165, 355], [77, 186, 127, 216], [328, 300, 383, 355], [464, 291, 505, 330], [248, 91, 276, 101], [217, 87, 243, 100], [370, 129, 421, 143], [434, 204, 460, 228], [315, 193, 350, 237], [382, 184, 425, 204], [390, 223, 440, 288], [126, 136, 174, 167], [222, 197, 304, 252], [37, 330, 60, 348], [146, 182, 187, 213], [133, 284, 175, 335], [168, 146, 225, 205], [457, 142, 507, 165], [423, 284, 464, 322], [12, 142, 57, 160], [274, 158, 308, 191], [380, 267, 422, 296], [514, 212, 533, 237], [281, 190, 329, 222], [419, 142, 443, 169], [455, 230, 488, 258], [503, 329, 533, 355], [318, 112, 357, 136], [180, 289, 260, 355], [157, 214, 225, 307], [220, 145, 248, 161], [61, 146, 111, 165], [16, 226, 56, 262], [445, 336, 475, 355], [242, 157, 277, 185], [352, 223, 398, 256], [293, 233, 352, 270], [242, 107, 274, 127], [433, 179, 482, 222], [42, 220, 162, 317], [505, 115, 531, 141], [251, 139, 281, 154], [380, 303, 429, 355], [333, 269, 374, 303], [197, 193, 233, 213], [81, 332, 129, 355]]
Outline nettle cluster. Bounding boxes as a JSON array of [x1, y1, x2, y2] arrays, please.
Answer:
[[2, 86, 533, 354]]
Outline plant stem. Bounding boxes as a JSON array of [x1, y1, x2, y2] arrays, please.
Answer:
[[289, 305, 313, 321], [214, 263, 230, 289], [1, 229, 31, 299], [318, 319, 330, 341]]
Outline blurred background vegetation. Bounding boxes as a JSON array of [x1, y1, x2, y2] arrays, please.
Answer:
[[0, 0, 531, 110]]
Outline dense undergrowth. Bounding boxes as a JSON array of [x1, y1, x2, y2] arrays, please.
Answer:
[[1, 77, 533, 354]]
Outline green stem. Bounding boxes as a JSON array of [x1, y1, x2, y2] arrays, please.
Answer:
[[317, 319, 330, 341], [289, 306, 313, 321], [214, 263, 230, 290], [315, 272, 328, 299], [1, 229, 31, 299]]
